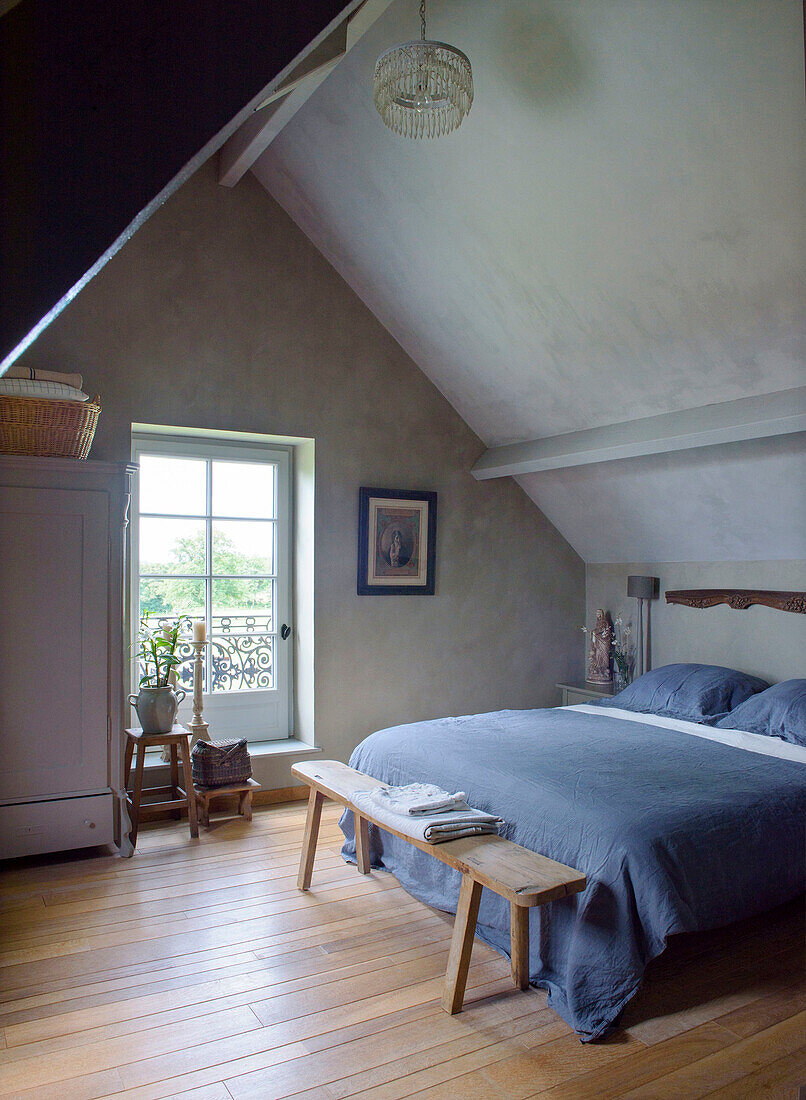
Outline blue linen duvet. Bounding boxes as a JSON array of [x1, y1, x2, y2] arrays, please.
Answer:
[[340, 706, 806, 1040]]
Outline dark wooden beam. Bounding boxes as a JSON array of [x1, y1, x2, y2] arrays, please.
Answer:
[[665, 589, 806, 614]]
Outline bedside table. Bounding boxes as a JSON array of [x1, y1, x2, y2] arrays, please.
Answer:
[[557, 682, 616, 706]]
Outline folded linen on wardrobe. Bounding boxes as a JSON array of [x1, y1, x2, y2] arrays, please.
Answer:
[[0, 378, 90, 401], [371, 782, 468, 816], [3, 366, 84, 390], [351, 785, 502, 845]]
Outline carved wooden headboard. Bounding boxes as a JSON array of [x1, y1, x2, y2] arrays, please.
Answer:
[[665, 589, 806, 615]]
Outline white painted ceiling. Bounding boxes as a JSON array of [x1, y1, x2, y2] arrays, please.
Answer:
[[253, 0, 805, 562]]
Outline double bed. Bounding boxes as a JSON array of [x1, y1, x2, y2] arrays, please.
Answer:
[[340, 679, 806, 1040]]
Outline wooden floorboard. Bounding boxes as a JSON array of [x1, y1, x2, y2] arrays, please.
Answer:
[[1, 802, 803, 1100]]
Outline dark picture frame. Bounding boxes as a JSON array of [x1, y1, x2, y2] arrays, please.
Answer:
[[357, 487, 437, 595]]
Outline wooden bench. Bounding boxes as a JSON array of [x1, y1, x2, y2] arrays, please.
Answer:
[[292, 760, 586, 1014]]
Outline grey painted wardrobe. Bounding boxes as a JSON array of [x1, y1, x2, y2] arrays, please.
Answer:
[[0, 457, 134, 858]]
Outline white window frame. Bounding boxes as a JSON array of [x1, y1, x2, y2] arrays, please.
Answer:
[[131, 431, 293, 742]]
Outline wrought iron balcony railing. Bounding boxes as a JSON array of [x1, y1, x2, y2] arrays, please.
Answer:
[[142, 615, 274, 693]]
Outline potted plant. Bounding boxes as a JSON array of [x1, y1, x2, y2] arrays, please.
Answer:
[[128, 613, 189, 734]]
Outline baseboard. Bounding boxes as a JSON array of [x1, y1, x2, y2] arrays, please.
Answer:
[[253, 785, 309, 806]]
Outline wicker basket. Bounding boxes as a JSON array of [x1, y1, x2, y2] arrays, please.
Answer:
[[0, 394, 101, 459], [191, 738, 253, 788]]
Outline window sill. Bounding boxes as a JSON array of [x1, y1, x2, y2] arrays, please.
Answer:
[[249, 739, 322, 759], [141, 738, 321, 770]]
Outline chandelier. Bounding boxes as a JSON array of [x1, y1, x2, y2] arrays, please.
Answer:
[[373, 0, 473, 139]]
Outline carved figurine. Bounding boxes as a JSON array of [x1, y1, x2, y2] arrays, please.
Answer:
[[587, 608, 613, 685]]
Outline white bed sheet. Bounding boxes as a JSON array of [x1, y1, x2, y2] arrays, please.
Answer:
[[568, 704, 806, 765]]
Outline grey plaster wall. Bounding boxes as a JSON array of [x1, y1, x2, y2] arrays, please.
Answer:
[[586, 561, 806, 683], [18, 160, 584, 788]]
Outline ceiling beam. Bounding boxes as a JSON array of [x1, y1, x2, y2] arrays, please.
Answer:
[[217, 50, 345, 189], [254, 52, 344, 111], [218, 0, 393, 188], [471, 387, 806, 480]]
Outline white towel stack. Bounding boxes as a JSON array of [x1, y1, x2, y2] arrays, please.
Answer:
[[352, 782, 502, 845]]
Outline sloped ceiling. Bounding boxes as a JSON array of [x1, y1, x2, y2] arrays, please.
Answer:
[[252, 0, 806, 562], [518, 434, 806, 563]]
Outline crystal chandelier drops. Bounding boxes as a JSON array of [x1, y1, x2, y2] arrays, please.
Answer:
[[373, 0, 473, 139]]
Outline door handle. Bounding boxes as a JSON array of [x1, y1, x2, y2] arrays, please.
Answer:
[[280, 624, 291, 640]]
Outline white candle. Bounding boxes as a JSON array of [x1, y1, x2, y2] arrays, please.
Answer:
[[193, 620, 207, 642]]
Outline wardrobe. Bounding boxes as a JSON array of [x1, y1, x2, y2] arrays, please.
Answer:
[[0, 456, 134, 858]]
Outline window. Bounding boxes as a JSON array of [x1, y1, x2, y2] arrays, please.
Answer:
[[131, 433, 292, 741]]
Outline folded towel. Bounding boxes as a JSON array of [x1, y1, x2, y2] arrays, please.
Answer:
[[2, 366, 84, 389], [371, 783, 468, 816], [352, 786, 502, 845]]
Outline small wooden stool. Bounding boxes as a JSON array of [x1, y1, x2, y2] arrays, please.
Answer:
[[194, 778, 260, 827], [124, 725, 199, 848]]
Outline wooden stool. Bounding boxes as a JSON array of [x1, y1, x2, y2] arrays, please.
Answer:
[[194, 778, 260, 827], [124, 725, 199, 848]]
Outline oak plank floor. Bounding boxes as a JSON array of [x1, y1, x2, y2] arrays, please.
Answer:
[[1, 802, 803, 1100]]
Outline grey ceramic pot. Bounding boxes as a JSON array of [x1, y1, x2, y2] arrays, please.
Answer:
[[128, 686, 186, 734]]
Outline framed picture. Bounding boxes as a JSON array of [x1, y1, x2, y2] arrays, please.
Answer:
[[357, 487, 437, 595]]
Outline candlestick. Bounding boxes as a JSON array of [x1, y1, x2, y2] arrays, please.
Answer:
[[187, 638, 210, 749], [193, 620, 206, 643]]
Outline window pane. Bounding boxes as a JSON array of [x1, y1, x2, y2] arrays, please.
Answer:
[[138, 576, 205, 620], [139, 455, 206, 516], [212, 578, 273, 626], [212, 460, 275, 519], [140, 518, 206, 575], [213, 520, 273, 575], [211, 580, 274, 693]]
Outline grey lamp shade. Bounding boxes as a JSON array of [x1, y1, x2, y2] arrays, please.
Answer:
[[627, 575, 659, 600]]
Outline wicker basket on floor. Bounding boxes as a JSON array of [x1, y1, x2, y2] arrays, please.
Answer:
[[0, 394, 101, 459], [191, 739, 253, 788]]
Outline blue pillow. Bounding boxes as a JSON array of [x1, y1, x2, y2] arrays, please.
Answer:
[[602, 663, 769, 723], [715, 680, 806, 747]]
